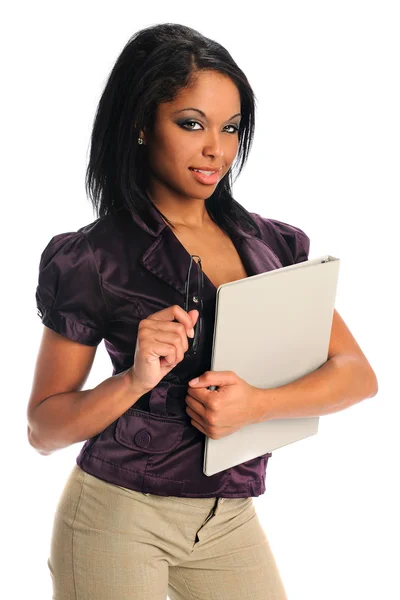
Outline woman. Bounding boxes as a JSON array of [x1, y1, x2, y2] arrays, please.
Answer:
[[27, 23, 378, 600]]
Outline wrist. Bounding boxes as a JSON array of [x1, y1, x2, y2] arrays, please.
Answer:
[[118, 368, 152, 399], [252, 386, 275, 423]]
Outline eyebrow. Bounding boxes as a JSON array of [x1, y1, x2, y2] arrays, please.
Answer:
[[172, 108, 242, 120]]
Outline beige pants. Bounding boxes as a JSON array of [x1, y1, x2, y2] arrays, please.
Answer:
[[47, 463, 288, 599]]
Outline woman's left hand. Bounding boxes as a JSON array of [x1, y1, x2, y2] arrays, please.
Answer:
[[185, 371, 259, 439]]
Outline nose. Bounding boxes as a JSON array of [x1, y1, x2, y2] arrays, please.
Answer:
[[202, 130, 224, 159]]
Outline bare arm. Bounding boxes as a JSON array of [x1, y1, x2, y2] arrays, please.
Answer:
[[253, 353, 377, 422], [27, 327, 146, 455], [252, 308, 379, 422]]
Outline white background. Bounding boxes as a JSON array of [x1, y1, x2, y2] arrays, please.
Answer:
[[2, 1, 399, 599]]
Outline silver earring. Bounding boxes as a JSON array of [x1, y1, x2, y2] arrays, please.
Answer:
[[138, 137, 144, 145]]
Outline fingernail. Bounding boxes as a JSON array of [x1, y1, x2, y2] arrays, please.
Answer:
[[189, 377, 199, 385], [188, 328, 195, 338]]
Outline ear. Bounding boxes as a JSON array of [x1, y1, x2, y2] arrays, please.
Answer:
[[138, 125, 148, 145], [134, 123, 146, 145]]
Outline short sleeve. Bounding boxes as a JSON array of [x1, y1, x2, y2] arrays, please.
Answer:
[[35, 231, 110, 346], [269, 218, 310, 264], [251, 213, 310, 265]]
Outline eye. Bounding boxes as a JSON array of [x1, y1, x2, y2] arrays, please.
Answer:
[[179, 120, 239, 134], [224, 124, 240, 134], [180, 120, 202, 130]]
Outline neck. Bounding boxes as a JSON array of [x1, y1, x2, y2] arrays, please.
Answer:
[[149, 194, 212, 230]]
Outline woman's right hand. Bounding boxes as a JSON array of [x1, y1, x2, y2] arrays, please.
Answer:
[[128, 305, 199, 394]]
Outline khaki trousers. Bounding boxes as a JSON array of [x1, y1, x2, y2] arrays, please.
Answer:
[[47, 463, 288, 599]]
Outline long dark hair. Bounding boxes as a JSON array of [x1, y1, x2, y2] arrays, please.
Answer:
[[85, 22, 262, 239]]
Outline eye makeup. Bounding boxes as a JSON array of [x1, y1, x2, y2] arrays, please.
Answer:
[[176, 119, 240, 133]]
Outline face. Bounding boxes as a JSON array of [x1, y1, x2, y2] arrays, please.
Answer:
[[141, 70, 241, 204]]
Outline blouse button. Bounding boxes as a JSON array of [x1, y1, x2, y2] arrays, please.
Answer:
[[134, 430, 151, 448], [193, 296, 199, 303]]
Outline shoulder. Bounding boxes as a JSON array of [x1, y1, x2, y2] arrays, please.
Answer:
[[37, 211, 130, 300], [39, 208, 132, 265], [35, 215, 120, 345], [249, 212, 310, 265], [77, 208, 131, 250]]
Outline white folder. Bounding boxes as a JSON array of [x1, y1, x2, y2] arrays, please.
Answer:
[[203, 255, 340, 476]]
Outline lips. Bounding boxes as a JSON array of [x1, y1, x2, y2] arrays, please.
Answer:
[[189, 166, 223, 173], [189, 168, 221, 185]]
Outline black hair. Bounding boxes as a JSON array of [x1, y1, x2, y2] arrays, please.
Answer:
[[85, 22, 262, 239]]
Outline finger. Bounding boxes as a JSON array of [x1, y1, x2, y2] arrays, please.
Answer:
[[148, 305, 197, 337], [188, 371, 236, 388], [153, 330, 188, 361], [185, 393, 207, 417], [144, 340, 178, 366], [187, 412, 207, 435], [141, 321, 190, 354]]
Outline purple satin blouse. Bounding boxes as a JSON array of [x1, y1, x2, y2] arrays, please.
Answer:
[[35, 202, 310, 498]]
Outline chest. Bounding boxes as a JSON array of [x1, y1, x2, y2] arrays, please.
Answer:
[[171, 227, 249, 289]]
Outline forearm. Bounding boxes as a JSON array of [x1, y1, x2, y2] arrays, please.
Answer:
[[253, 354, 379, 422], [28, 369, 148, 455]]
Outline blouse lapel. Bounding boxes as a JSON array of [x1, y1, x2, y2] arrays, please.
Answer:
[[129, 203, 284, 298]]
